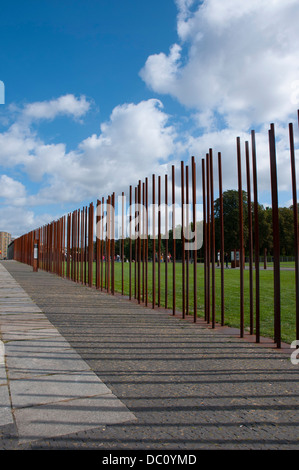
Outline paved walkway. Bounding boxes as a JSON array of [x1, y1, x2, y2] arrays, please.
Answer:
[[0, 260, 299, 450]]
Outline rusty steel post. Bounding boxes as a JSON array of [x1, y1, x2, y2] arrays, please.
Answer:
[[181, 161, 185, 318], [129, 186, 132, 300], [209, 149, 216, 328], [152, 174, 156, 309], [165, 174, 168, 309], [158, 175, 161, 307], [206, 153, 210, 323], [218, 152, 225, 326], [101, 197, 104, 291], [142, 182, 145, 302], [202, 159, 207, 322], [134, 186, 137, 300], [122, 191, 125, 296], [192, 156, 197, 323], [138, 182, 141, 304], [289, 122, 299, 342], [84, 206, 88, 285], [245, 141, 254, 335], [237, 137, 244, 338], [111, 193, 115, 295], [269, 124, 281, 348], [185, 165, 189, 317], [172, 165, 176, 315], [251, 130, 260, 343], [146, 177, 149, 306]]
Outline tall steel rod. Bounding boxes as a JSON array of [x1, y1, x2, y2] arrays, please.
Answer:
[[218, 152, 225, 326], [206, 153, 210, 323], [146, 178, 149, 306], [192, 156, 197, 323], [209, 149, 216, 328], [158, 175, 161, 307], [202, 159, 207, 322], [246, 141, 254, 335], [152, 174, 156, 309], [185, 165, 189, 317], [181, 161, 185, 318], [269, 124, 281, 348], [289, 122, 299, 342], [251, 130, 260, 343], [237, 137, 244, 338], [129, 186, 132, 300], [172, 165, 176, 315], [138, 182, 141, 304], [165, 174, 168, 309], [122, 191, 125, 296]]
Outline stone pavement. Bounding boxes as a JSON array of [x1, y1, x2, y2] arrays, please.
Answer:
[[0, 260, 299, 450]]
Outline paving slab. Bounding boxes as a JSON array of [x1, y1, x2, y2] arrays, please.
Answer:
[[1, 260, 299, 450], [0, 262, 136, 446]]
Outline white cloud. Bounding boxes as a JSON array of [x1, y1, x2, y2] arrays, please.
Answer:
[[141, 0, 299, 128], [23, 94, 91, 121], [0, 97, 178, 212]]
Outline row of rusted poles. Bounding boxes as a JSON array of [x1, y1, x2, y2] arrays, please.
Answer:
[[13, 113, 299, 347]]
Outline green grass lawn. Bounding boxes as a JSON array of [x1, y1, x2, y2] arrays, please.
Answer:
[[62, 261, 297, 345]]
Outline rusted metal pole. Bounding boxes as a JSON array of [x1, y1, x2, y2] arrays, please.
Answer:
[[172, 165, 176, 315], [185, 165, 189, 317], [269, 124, 281, 348], [209, 149, 216, 328], [289, 122, 299, 342], [206, 153, 210, 323], [158, 175, 161, 307], [181, 161, 185, 319], [202, 159, 207, 322], [237, 137, 244, 338], [165, 174, 168, 309], [142, 182, 145, 303], [146, 177, 149, 306], [152, 174, 156, 309], [192, 156, 197, 323], [251, 130, 260, 343], [138, 180, 142, 304], [101, 197, 104, 291], [245, 141, 254, 335], [129, 186, 132, 299], [218, 152, 225, 326], [122, 191, 125, 296]]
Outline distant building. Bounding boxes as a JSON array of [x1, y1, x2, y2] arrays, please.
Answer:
[[0, 232, 12, 260]]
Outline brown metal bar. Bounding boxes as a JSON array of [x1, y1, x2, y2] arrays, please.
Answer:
[[206, 153, 210, 323], [202, 159, 207, 322], [172, 165, 176, 315], [289, 122, 299, 342], [245, 141, 254, 335], [269, 124, 281, 348], [158, 175, 161, 307], [145, 177, 149, 307], [165, 174, 168, 309], [152, 174, 156, 309], [138, 182, 141, 304], [192, 156, 197, 323], [251, 130, 260, 343], [129, 186, 132, 300], [185, 165, 189, 317], [181, 161, 185, 318], [237, 137, 244, 338], [122, 191, 125, 296], [209, 149, 216, 328], [218, 152, 225, 326]]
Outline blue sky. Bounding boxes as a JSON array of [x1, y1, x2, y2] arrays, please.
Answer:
[[0, 0, 299, 237]]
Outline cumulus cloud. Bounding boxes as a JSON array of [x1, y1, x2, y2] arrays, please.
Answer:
[[141, 0, 299, 128], [23, 94, 91, 121], [0, 96, 178, 217]]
